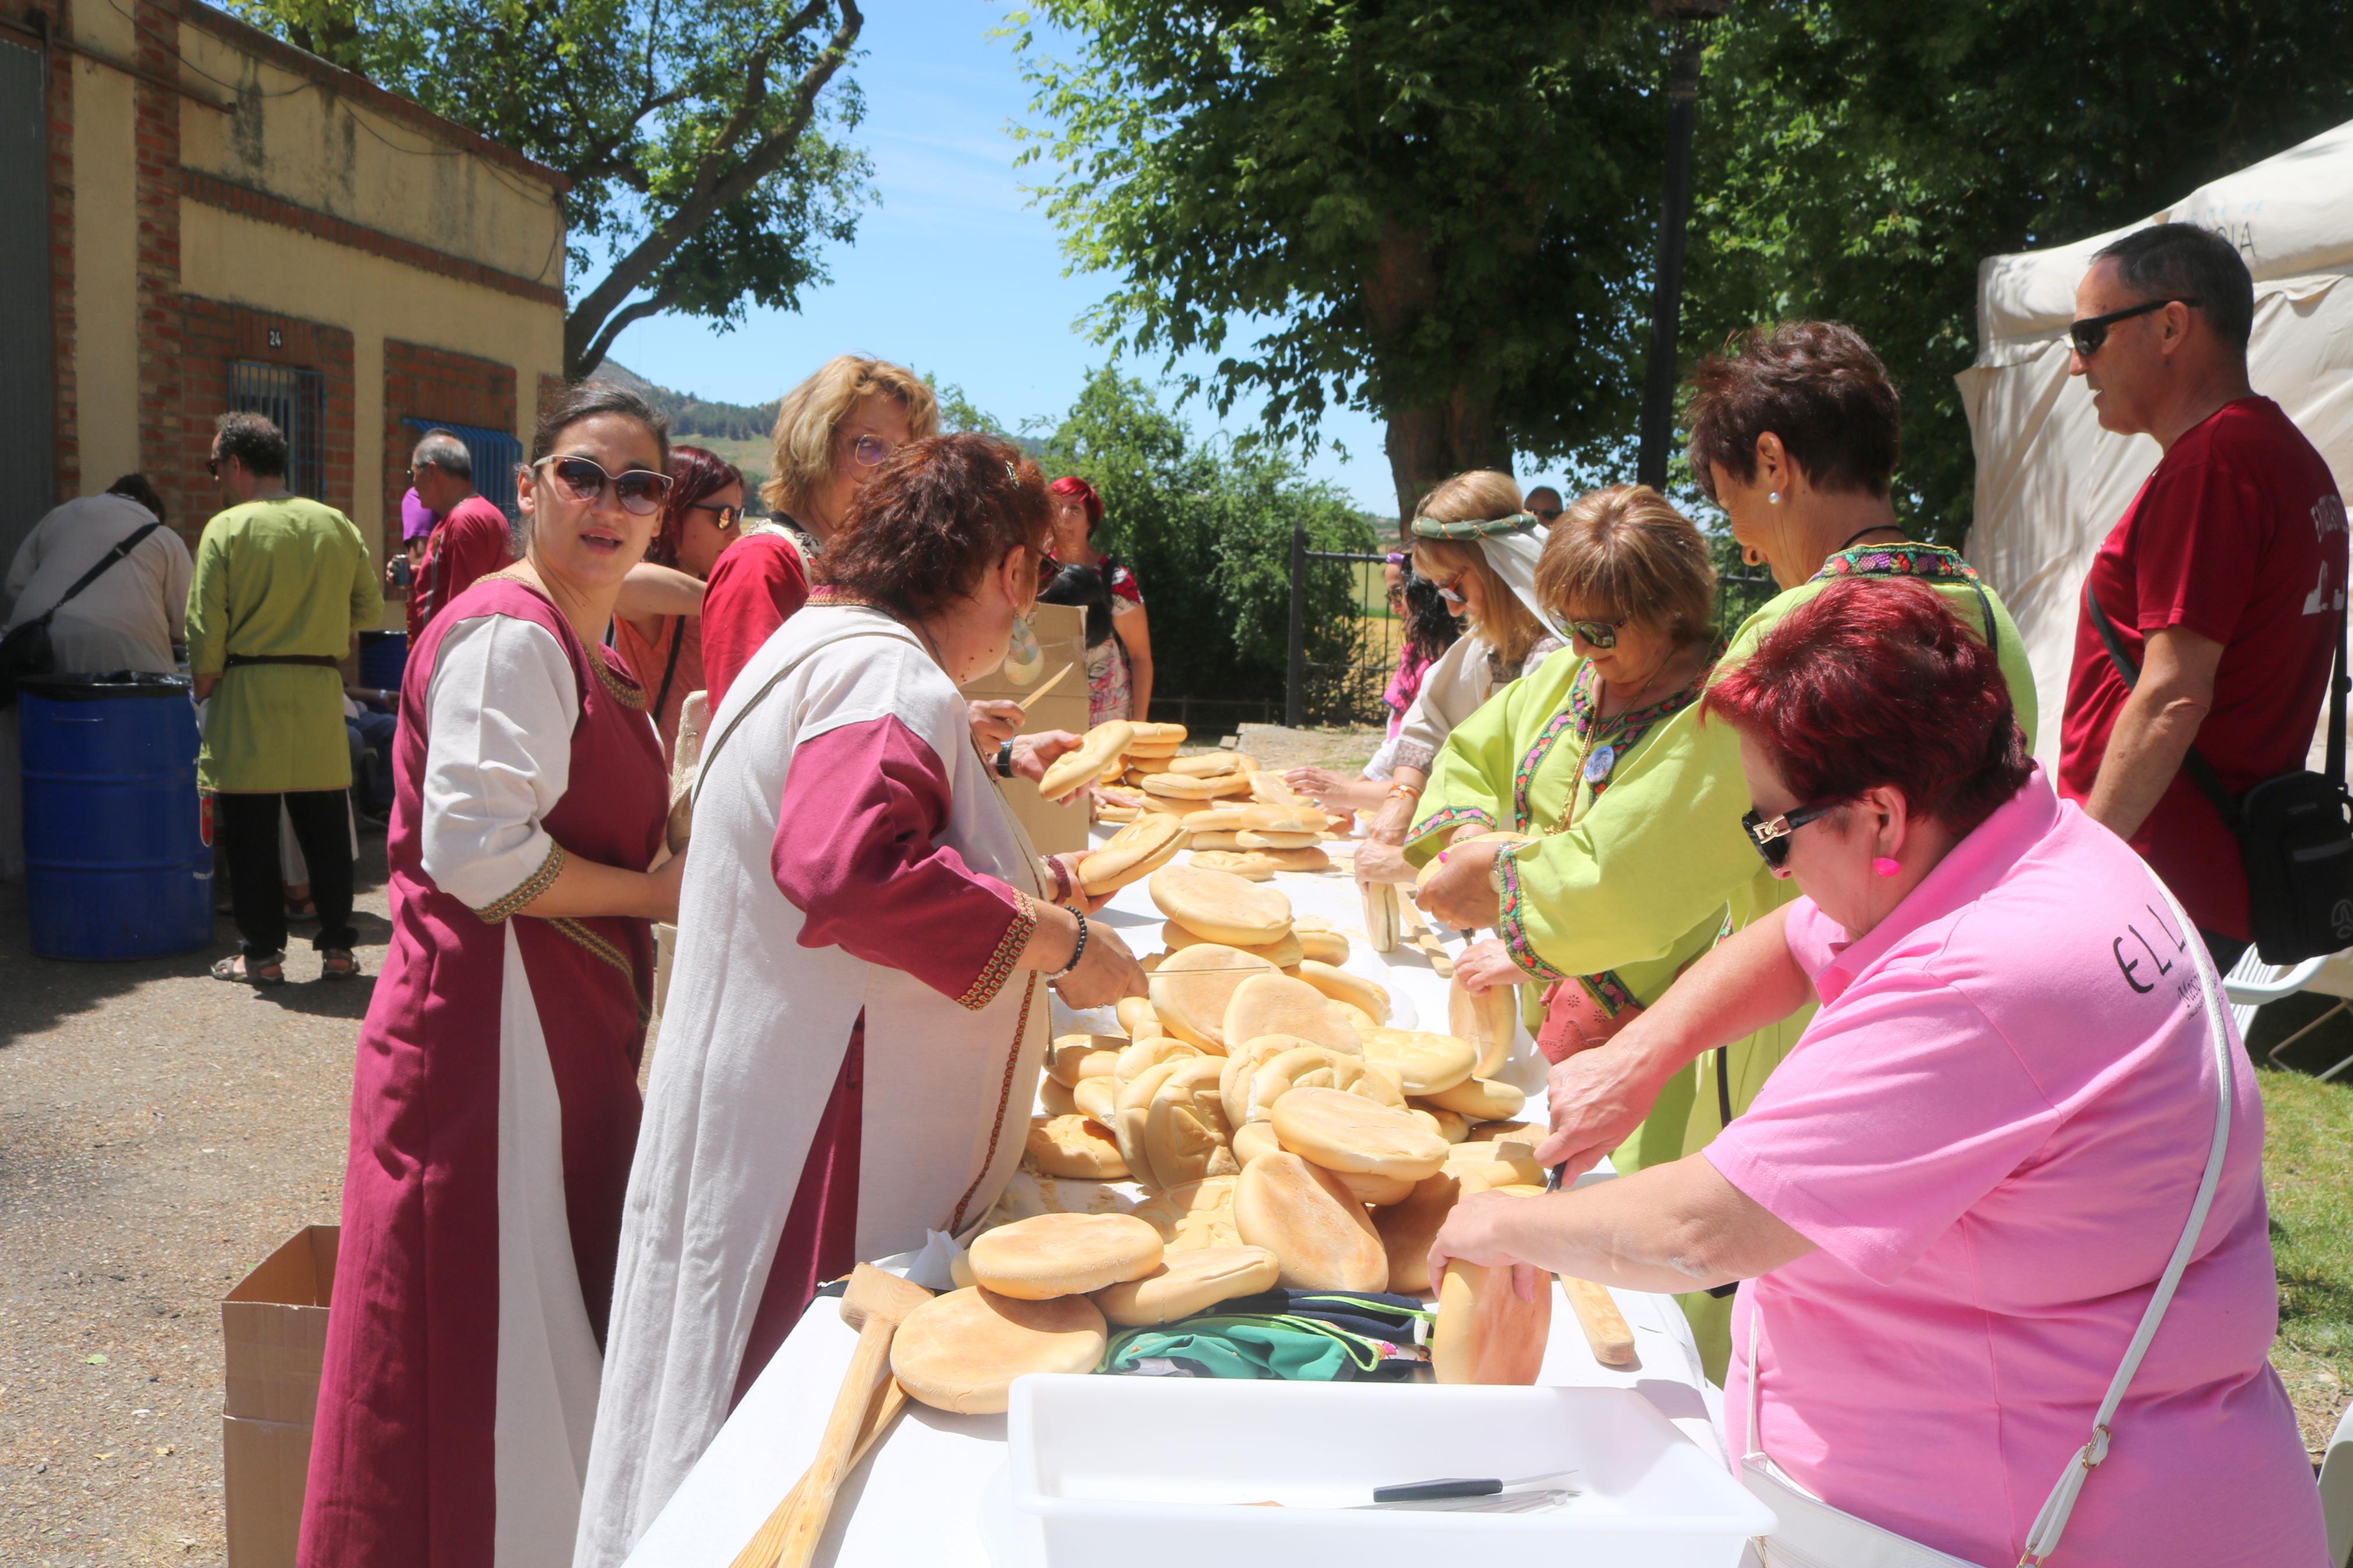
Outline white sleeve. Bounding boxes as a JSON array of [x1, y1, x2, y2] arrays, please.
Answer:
[[419, 613, 581, 915], [1393, 634, 1490, 775]]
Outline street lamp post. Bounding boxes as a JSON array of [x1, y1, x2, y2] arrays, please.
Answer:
[[1635, 0, 1729, 493]]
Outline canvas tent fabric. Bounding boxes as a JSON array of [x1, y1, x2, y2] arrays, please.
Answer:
[[1960, 118, 2353, 770]]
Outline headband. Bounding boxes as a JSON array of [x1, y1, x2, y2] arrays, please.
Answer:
[[1410, 511, 1541, 541]]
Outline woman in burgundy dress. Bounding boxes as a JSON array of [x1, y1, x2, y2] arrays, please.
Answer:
[[299, 382, 686, 1568]]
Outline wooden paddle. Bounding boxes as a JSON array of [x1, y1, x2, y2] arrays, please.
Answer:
[[770, 1265, 934, 1568], [1559, 1275, 1638, 1367], [727, 1377, 908, 1568]]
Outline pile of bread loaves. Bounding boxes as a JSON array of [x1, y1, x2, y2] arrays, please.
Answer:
[[1046, 720, 1346, 880]]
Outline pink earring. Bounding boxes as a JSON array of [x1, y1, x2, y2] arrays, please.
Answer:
[[1872, 856, 1901, 877]]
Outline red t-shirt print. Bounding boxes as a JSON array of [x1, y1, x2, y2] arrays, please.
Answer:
[[413, 496, 517, 635], [2059, 396, 2351, 940]]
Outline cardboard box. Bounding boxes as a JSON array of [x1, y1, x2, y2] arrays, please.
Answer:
[[963, 602, 1092, 858], [222, 1225, 338, 1568]]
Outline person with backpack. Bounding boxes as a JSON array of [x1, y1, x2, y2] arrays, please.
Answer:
[[3, 472, 189, 675]]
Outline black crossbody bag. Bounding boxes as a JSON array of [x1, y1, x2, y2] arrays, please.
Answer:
[[0, 522, 164, 706], [2086, 576, 2353, 963]]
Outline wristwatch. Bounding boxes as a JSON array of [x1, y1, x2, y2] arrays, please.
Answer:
[[995, 739, 1017, 778]]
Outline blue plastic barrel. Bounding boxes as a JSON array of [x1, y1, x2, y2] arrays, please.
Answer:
[[19, 672, 214, 959], [359, 630, 407, 692]]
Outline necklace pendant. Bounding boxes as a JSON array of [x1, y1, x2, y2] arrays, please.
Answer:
[[1583, 744, 1617, 785]]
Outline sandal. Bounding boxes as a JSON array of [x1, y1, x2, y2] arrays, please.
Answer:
[[321, 948, 362, 981], [212, 953, 285, 986]]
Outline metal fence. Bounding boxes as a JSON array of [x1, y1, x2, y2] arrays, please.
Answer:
[[1286, 524, 1399, 728], [229, 361, 326, 499]]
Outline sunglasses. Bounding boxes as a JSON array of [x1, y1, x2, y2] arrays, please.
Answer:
[[691, 501, 743, 530], [1531, 507, 1563, 524], [529, 454, 673, 515], [1433, 575, 1469, 607], [1568, 617, 1624, 650], [1742, 802, 1841, 869], [849, 433, 895, 468], [1034, 552, 1063, 593], [2069, 297, 2199, 358]]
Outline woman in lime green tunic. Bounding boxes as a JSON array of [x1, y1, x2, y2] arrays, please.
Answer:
[[1414, 323, 2040, 1375]]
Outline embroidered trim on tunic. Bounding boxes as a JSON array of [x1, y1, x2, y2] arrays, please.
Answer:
[[548, 916, 651, 1026], [1391, 740, 1436, 776], [475, 841, 565, 923], [1573, 969, 1641, 1018], [591, 649, 648, 712], [1493, 848, 1567, 984], [1812, 541, 1978, 584], [1514, 652, 1716, 831], [805, 585, 872, 606], [957, 889, 1039, 1012], [947, 971, 1038, 1233], [1404, 804, 1495, 851]]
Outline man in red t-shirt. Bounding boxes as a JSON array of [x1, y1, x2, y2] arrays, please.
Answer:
[[2058, 224, 2350, 966], [406, 429, 517, 637], [699, 522, 811, 709]]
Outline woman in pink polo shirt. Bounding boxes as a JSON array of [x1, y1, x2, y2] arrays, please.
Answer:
[[1430, 577, 2323, 1566]]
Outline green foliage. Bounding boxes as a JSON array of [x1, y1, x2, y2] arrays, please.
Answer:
[[1010, 0, 1673, 518], [1681, 0, 2353, 546], [1019, 368, 1376, 702], [230, 0, 874, 375]]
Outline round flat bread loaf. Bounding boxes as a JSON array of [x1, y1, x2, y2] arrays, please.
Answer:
[[1141, 770, 1254, 801], [1080, 815, 1190, 894], [1248, 845, 1333, 874], [1290, 918, 1348, 967], [1148, 943, 1281, 1051], [1359, 1026, 1477, 1096], [1446, 1139, 1545, 1192], [1375, 1171, 1462, 1293], [1162, 921, 1304, 969], [967, 1212, 1164, 1300], [1223, 972, 1360, 1057], [1234, 1153, 1388, 1292], [1248, 773, 1309, 808], [1138, 793, 1216, 819], [1269, 1087, 1449, 1181], [1071, 1075, 1118, 1123], [1093, 1246, 1279, 1327], [1095, 805, 1140, 824], [1219, 1034, 1316, 1129], [1127, 721, 1188, 746], [1144, 1057, 1241, 1189], [1134, 1175, 1242, 1250], [892, 1287, 1106, 1414], [1115, 1036, 1203, 1083], [1296, 961, 1390, 1026], [1048, 1036, 1125, 1087], [1474, 1121, 1543, 1144], [1414, 1105, 1472, 1143], [1184, 830, 1244, 852], [1149, 865, 1293, 948], [1233, 829, 1319, 850], [1038, 1078, 1078, 1117], [1112, 1058, 1188, 1179], [1178, 806, 1251, 834], [986, 1171, 1137, 1225], [1422, 1075, 1527, 1122], [1433, 1253, 1552, 1385], [1113, 995, 1163, 1041], [1186, 850, 1278, 880], [1243, 1046, 1403, 1127], [1230, 1120, 1282, 1166], [1450, 977, 1519, 1080], [1167, 753, 1244, 778], [1332, 1168, 1415, 1206], [1039, 721, 1135, 802], [1023, 1115, 1129, 1181]]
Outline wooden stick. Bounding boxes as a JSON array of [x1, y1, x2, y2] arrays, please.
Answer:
[[1560, 1276, 1638, 1367], [727, 1379, 907, 1568], [1016, 663, 1075, 710], [771, 1266, 932, 1568]]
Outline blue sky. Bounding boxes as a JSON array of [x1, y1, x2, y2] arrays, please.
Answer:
[[596, 0, 1579, 521]]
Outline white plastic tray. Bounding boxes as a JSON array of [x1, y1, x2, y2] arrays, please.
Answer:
[[1006, 1377, 1770, 1568]]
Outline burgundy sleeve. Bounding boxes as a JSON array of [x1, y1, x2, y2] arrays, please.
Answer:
[[2130, 460, 2260, 644], [703, 535, 810, 708], [772, 716, 1039, 1010]]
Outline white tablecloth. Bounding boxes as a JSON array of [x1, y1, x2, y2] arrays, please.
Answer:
[[623, 847, 1731, 1567]]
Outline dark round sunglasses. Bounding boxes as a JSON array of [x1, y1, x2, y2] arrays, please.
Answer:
[[528, 454, 673, 516], [1741, 802, 1840, 869], [2069, 296, 2199, 358], [690, 500, 744, 530], [1568, 617, 1624, 649]]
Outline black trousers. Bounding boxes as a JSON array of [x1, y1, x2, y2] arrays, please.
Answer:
[[218, 790, 357, 957]]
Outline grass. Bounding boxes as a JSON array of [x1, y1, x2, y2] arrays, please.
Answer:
[[2254, 991, 2353, 1454]]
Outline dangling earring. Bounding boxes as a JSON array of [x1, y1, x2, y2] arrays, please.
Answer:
[[1872, 856, 1901, 878], [1002, 613, 1043, 683]]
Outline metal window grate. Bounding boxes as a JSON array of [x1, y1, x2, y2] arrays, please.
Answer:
[[229, 361, 326, 499], [401, 417, 523, 519]]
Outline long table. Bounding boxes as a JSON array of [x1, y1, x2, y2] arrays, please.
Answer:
[[623, 844, 1730, 1567]]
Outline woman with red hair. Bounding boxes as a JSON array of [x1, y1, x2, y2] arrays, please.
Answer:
[[1041, 475, 1154, 723], [1429, 578, 2321, 1568], [611, 444, 746, 766]]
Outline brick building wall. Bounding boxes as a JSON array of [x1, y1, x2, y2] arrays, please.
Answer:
[[382, 340, 517, 557], [173, 298, 356, 542], [131, 0, 184, 534], [44, 0, 78, 503]]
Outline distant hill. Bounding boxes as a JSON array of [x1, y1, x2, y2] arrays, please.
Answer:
[[591, 361, 779, 443]]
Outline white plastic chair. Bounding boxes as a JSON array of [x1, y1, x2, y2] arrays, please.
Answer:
[[2221, 949, 2347, 1078], [2320, 1398, 2353, 1567]]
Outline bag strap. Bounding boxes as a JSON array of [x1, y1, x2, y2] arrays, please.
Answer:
[[29, 521, 162, 626], [2326, 595, 2347, 790], [2017, 872, 2233, 1566], [2081, 577, 2241, 828], [688, 627, 911, 816], [650, 615, 687, 721]]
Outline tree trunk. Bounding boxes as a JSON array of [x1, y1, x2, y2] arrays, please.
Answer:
[[1383, 390, 1514, 528]]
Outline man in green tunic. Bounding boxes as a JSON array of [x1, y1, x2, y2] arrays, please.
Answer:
[[187, 411, 383, 984]]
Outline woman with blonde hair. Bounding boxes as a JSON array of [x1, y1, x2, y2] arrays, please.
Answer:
[[698, 355, 939, 709], [1351, 470, 1563, 885]]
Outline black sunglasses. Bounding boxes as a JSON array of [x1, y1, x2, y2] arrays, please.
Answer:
[[528, 454, 673, 516], [1742, 802, 1840, 868], [690, 501, 743, 530], [1568, 618, 1624, 650], [2069, 297, 2199, 358]]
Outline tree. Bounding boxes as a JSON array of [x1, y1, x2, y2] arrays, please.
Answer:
[[234, 0, 874, 378], [1680, 0, 2353, 545], [1012, 1, 1672, 522]]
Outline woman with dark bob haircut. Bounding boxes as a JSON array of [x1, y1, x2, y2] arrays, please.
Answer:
[[1417, 325, 2043, 1375], [1431, 578, 2322, 1567], [574, 433, 1147, 1563]]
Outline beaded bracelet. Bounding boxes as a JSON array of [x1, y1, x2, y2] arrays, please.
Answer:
[[1051, 911, 1089, 980]]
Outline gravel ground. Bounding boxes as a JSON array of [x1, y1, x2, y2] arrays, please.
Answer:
[[0, 833, 388, 1566], [1232, 723, 1384, 773]]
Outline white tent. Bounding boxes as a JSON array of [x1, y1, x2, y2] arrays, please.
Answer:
[[1959, 118, 2353, 770]]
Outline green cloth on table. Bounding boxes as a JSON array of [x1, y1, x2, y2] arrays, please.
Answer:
[[186, 496, 382, 794]]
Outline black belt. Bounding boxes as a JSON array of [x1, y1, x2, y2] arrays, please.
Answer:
[[223, 654, 343, 669]]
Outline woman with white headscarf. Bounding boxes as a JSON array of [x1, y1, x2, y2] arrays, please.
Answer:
[[1354, 470, 1563, 888]]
